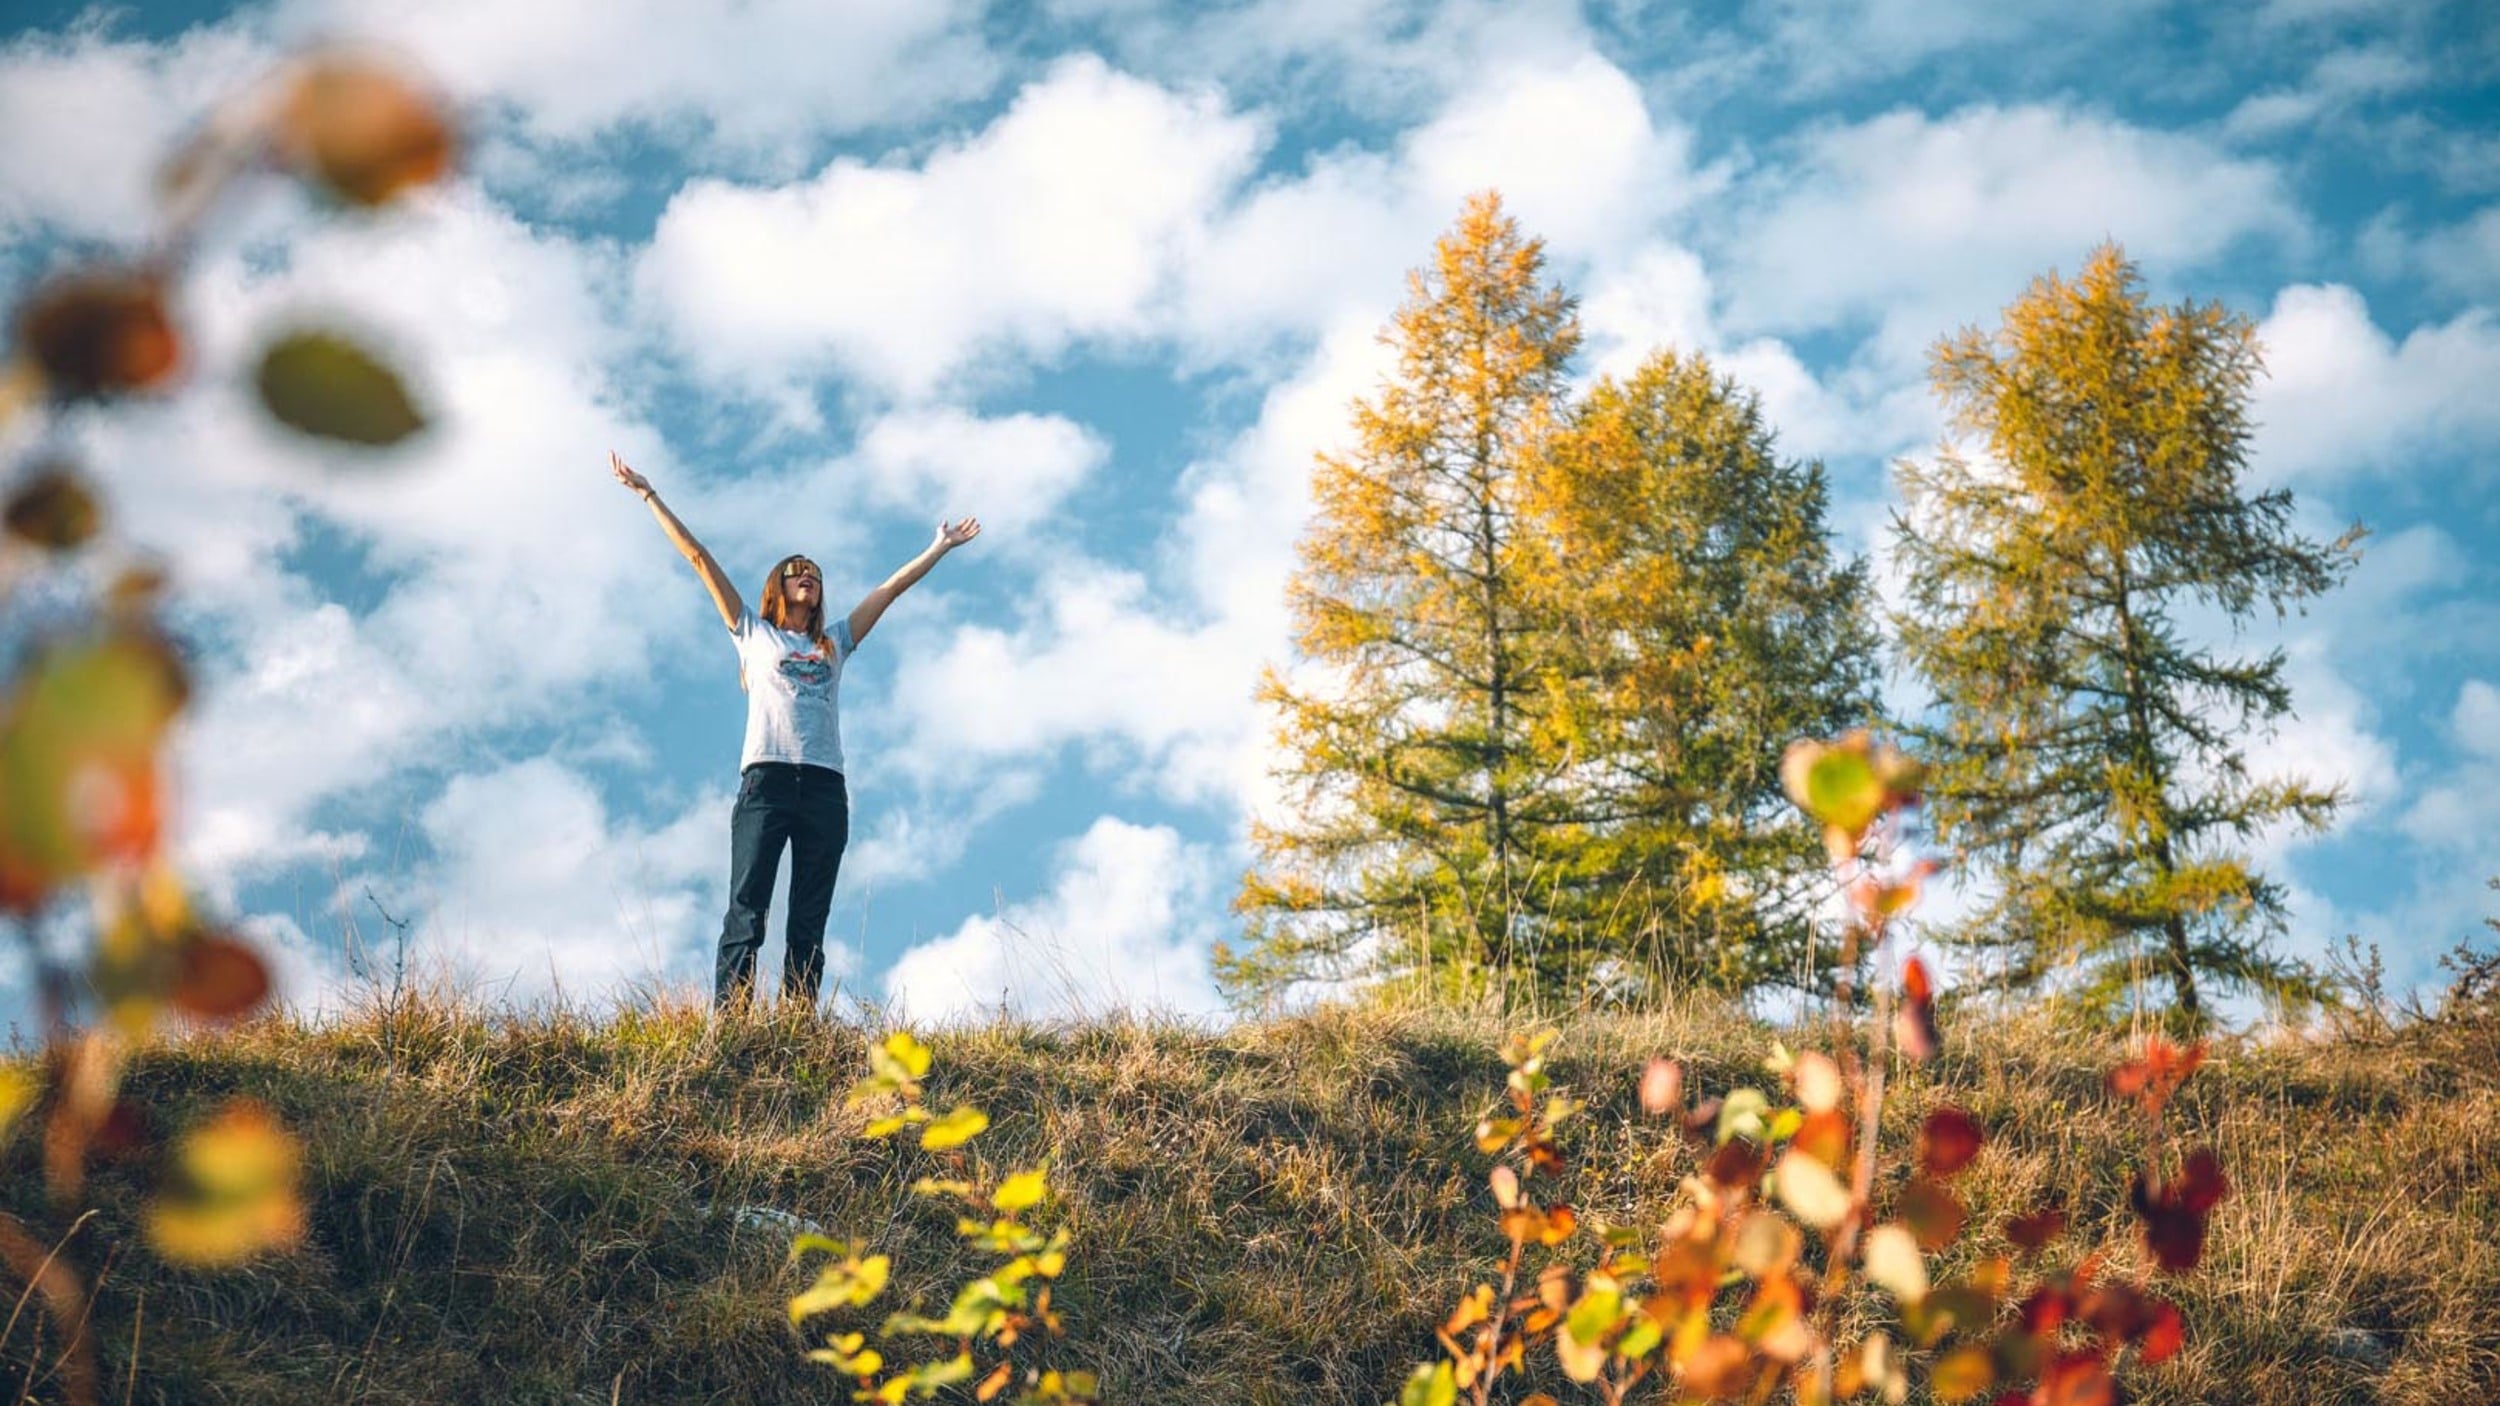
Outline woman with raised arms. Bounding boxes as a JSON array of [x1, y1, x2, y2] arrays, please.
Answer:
[[610, 450, 980, 1012]]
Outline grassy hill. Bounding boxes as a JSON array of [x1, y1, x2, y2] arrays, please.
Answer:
[[3, 988, 2494, 1405]]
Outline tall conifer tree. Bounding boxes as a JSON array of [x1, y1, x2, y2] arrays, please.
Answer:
[[1891, 245, 2360, 1020], [1225, 193, 1580, 1001], [1529, 350, 1881, 996]]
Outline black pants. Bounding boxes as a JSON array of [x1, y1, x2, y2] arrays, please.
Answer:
[[716, 762, 849, 1010]]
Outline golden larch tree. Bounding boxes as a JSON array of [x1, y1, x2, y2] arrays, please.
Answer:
[[1224, 192, 1581, 1003]]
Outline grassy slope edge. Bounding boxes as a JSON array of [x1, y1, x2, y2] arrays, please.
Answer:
[[2, 994, 2494, 1405]]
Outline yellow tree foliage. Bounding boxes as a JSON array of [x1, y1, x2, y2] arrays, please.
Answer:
[[1225, 192, 1581, 1002], [1528, 351, 1879, 997], [1891, 244, 2361, 1021]]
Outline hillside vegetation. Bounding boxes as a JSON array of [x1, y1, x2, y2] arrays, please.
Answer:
[[3, 990, 2495, 1405]]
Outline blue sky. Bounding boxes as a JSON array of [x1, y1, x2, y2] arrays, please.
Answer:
[[2, 0, 2495, 1026]]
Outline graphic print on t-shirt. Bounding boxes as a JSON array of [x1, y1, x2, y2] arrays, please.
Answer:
[[778, 649, 833, 692]]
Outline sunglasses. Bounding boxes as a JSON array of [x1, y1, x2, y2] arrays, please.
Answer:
[[778, 560, 821, 583]]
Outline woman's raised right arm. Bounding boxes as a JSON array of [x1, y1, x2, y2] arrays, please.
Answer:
[[611, 451, 743, 631]]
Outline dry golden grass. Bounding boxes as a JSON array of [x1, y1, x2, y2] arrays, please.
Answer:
[[2, 986, 2493, 1404]]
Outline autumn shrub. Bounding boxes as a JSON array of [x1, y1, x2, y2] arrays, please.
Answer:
[[1402, 733, 2231, 1406], [788, 1030, 1097, 1404]]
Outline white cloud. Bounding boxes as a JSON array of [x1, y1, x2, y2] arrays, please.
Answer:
[[883, 816, 1225, 1022], [385, 758, 723, 1005], [2222, 42, 2427, 141], [1721, 104, 2304, 362], [2412, 206, 2500, 301], [849, 408, 1109, 549], [2458, 681, 2500, 759], [2400, 681, 2500, 851], [880, 562, 1262, 806], [272, 0, 998, 162], [1401, 52, 1695, 262], [2251, 283, 2500, 487], [842, 768, 1046, 891], [1577, 241, 1942, 466], [0, 23, 273, 245], [638, 54, 1266, 399]]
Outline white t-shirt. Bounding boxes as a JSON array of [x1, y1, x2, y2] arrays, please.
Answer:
[[728, 608, 857, 773]]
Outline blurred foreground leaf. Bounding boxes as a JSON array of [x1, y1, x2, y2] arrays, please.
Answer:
[[276, 53, 454, 206], [14, 270, 182, 401], [145, 1099, 305, 1266], [255, 329, 425, 446], [0, 629, 187, 911], [4, 463, 103, 548]]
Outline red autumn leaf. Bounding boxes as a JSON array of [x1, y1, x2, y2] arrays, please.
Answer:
[[1902, 953, 1933, 1003], [1895, 955, 1940, 1062], [2130, 1176, 2212, 1273], [2039, 1352, 2115, 1406], [171, 934, 272, 1022], [1702, 1137, 1765, 1191], [2079, 1282, 2156, 1343], [1916, 1107, 1984, 1176], [2005, 1206, 2068, 1253], [2138, 1301, 2185, 1364], [2175, 1147, 2228, 1215], [2017, 1284, 2071, 1337], [2107, 1038, 2206, 1115], [2130, 1148, 2228, 1272], [15, 269, 182, 400]]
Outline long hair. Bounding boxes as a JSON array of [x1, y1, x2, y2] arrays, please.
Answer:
[[744, 553, 832, 691]]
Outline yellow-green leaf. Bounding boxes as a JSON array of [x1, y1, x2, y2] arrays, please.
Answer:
[[1782, 738, 1884, 835], [1930, 1345, 1994, 1403], [880, 1030, 933, 1079], [145, 1100, 305, 1267], [993, 1167, 1048, 1214], [255, 330, 426, 446], [1401, 1362, 1456, 1406], [920, 1105, 989, 1150], [0, 1066, 34, 1142]]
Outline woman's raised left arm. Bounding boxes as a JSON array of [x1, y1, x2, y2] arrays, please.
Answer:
[[847, 517, 980, 645]]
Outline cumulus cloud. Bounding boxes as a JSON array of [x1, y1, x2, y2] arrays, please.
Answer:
[[2251, 283, 2500, 487], [0, 22, 273, 246], [2399, 681, 2500, 851], [369, 759, 724, 1005], [272, 0, 998, 162], [879, 562, 1262, 806], [1719, 104, 2305, 362], [638, 54, 1266, 399], [883, 816, 1225, 1022]]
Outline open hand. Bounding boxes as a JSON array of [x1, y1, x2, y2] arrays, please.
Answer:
[[610, 451, 652, 496], [936, 516, 982, 550]]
